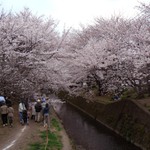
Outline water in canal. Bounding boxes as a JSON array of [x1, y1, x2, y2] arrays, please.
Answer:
[[52, 99, 141, 150]]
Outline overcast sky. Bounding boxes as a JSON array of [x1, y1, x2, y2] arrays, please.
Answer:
[[0, 0, 149, 30]]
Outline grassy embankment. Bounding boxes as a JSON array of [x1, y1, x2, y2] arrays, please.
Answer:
[[29, 117, 63, 150]]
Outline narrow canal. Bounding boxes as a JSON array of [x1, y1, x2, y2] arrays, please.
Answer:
[[52, 99, 141, 150]]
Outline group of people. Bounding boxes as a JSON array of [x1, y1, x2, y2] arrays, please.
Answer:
[[0, 101, 14, 127], [18, 98, 51, 128], [0, 97, 51, 129]]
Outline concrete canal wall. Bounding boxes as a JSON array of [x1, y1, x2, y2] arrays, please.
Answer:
[[58, 91, 150, 150]]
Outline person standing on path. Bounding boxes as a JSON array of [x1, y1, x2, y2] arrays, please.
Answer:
[[7, 103, 14, 127], [35, 99, 42, 122], [0, 102, 8, 127], [18, 100, 26, 124], [22, 109, 28, 125], [43, 103, 50, 129], [31, 102, 36, 120], [41, 98, 46, 121]]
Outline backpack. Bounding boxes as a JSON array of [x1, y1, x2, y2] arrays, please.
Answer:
[[35, 103, 42, 112]]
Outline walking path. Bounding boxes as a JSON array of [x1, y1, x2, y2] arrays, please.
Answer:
[[2, 126, 27, 150], [0, 104, 73, 150], [0, 121, 42, 150]]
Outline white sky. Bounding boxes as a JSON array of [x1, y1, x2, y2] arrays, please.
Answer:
[[0, 0, 149, 31]]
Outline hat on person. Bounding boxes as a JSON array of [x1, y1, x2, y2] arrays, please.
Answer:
[[42, 98, 46, 103], [37, 99, 41, 102]]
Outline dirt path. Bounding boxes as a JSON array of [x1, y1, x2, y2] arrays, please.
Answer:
[[0, 106, 73, 150], [61, 129, 73, 150], [2, 125, 28, 150], [0, 120, 43, 150]]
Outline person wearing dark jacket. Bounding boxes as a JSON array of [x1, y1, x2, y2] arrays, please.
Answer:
[[35, 99, 42, 122], [0, 102, 8, 126], [43, 103, 50, 128], [5, 97, 12, 107]]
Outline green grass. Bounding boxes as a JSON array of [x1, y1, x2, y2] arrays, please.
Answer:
[[29, 143, 44, 150], [41, 131, 63, 150], [28, 117, 63, 150], [51, 118, 62, 131]]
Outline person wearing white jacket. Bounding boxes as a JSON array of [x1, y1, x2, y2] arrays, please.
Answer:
[[18, 100, 26, 124]]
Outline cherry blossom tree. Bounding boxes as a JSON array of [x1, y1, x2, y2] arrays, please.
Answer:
[[0, 3, 149, 100], [0, 8, 60, 99], [50, 5, 150, 98]]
